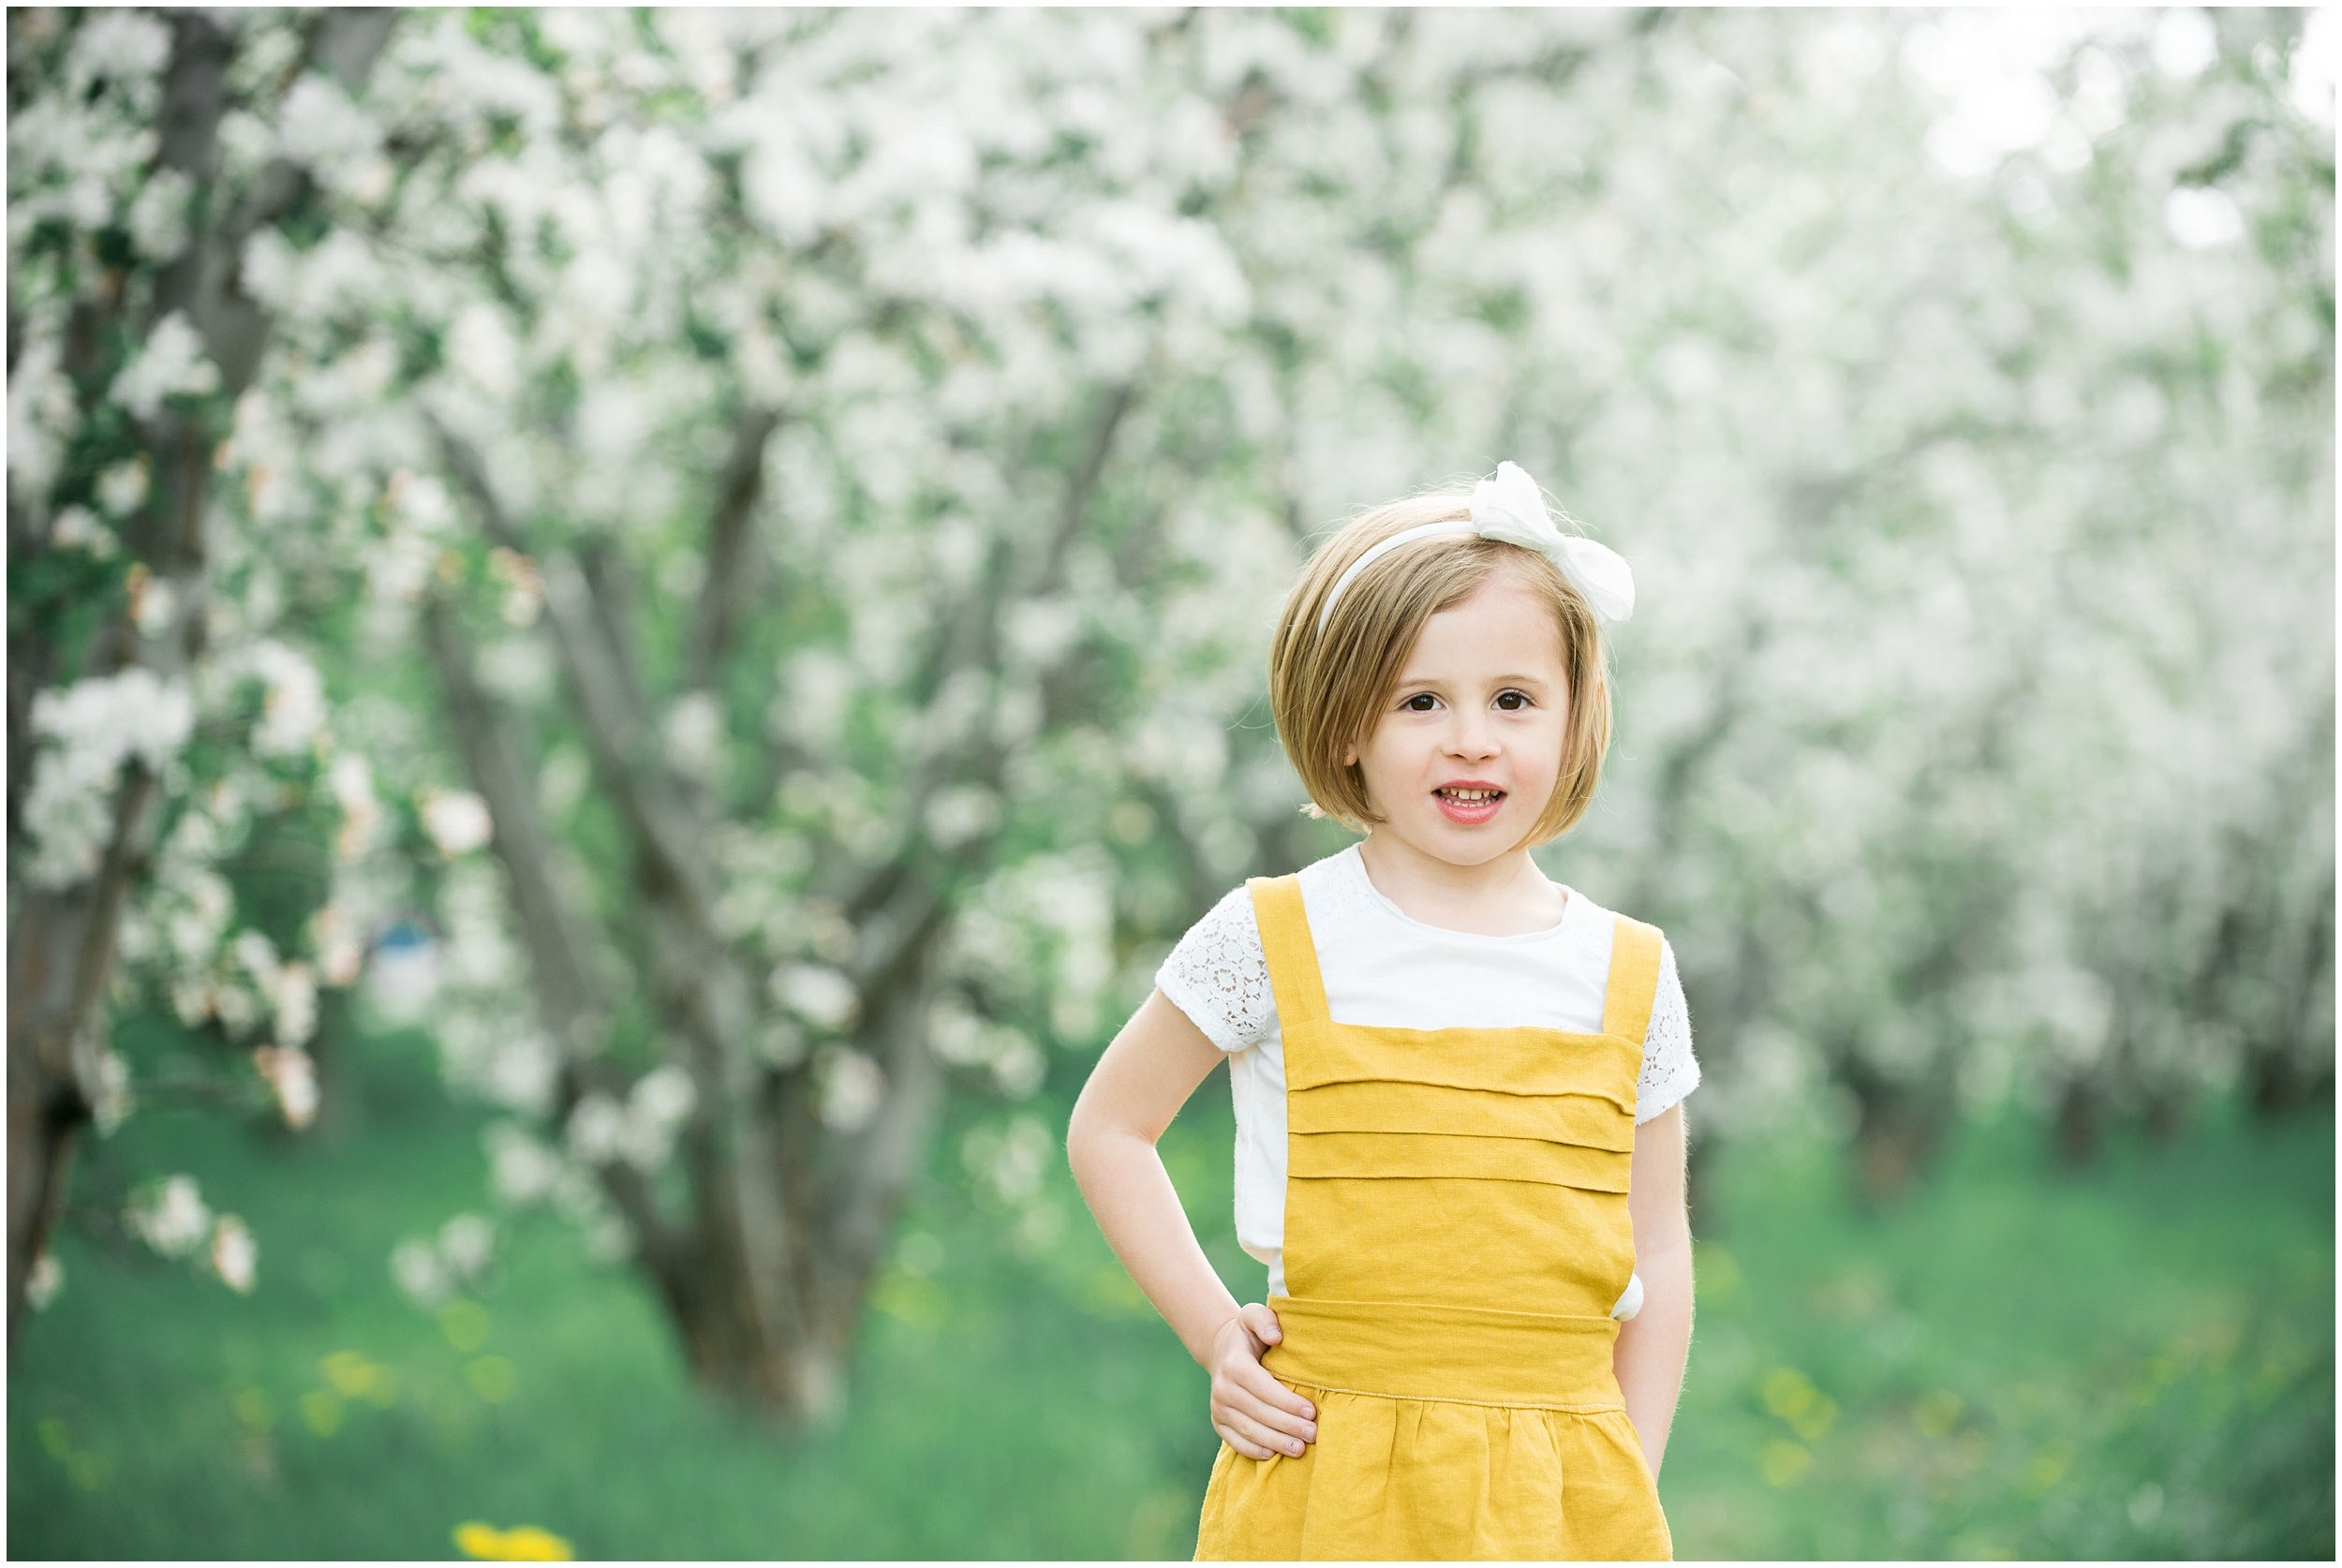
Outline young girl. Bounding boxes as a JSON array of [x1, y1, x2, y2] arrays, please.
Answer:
[[1068, 463, 1697, 1561]]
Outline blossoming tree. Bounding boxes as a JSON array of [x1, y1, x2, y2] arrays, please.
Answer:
[[9, 7, 2328, 1406]]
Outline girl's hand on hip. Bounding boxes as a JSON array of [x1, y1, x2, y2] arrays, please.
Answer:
[[1209, 1303, 1317, 1460]]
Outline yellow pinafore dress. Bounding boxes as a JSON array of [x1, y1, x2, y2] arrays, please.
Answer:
[[1193, 875, 1673, 1561]]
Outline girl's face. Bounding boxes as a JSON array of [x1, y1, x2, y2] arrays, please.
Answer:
[[1343, 569, 1571, 871]]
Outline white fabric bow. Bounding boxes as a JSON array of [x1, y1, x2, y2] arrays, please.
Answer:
[[1468, 462, 1636, 626], [1315, 461, 1636, 631]]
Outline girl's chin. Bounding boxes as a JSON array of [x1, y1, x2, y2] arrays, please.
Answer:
[[1372, 811, 1524, 863]]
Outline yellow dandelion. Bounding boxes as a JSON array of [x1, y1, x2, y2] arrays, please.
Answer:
[[454, 1522, 574, 1561]]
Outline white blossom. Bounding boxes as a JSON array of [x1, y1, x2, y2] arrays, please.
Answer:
[[272, 964, 318, 1048], [926, 996, 990, 1068], [126, 166, 191, 260], [483, 1030, 557, 1115], [66, 10, 170, 92], [437, 1213, 497, 1280], [2165, 185, 2245, 249], [277, 74, 382, 170], [484, 1121, 564, 1206], [309, 906, 367, 987], [660, 690, 725, 783], [617, 1064, 697, 1173], [110, 311, 221, 421], [924, 784, 1002, 851], [24, 1253, 63, 1312], [131, 575, 176, 638], [751, 1018, 808, 1069], [210, 1215, 258, 1294], [252, 1045, 319, 1127], [95, 459, 149, 518], [771, 964, 860, 1032], [6, 335, 77, 505], [47, 507, 117, 558], [247, 640, 329, 757], [2291, 10, 2336, 126], [127, 1174, 213, 1260], [327, 753, 383, 861], [390, 1236, 451, 1309], [21, 668, 196, 888], [91, 1049, 132, 1135], [816, 1048, 886, 1133], [419, 787, 494, 857], [565, 1093, 627, 1165]]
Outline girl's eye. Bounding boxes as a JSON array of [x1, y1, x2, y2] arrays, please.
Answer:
[[1495, 690, 1531, 711], [1402, 693, 1438, 712]]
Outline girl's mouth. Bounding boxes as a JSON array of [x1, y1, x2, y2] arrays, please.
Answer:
[[1433, 786, 1505, 825]]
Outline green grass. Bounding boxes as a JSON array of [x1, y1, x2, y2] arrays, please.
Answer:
[[9, 1030, 2333, 1561], [1666, 1106, 2335, 1560]]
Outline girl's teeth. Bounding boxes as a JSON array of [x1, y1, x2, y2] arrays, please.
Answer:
[[1441, 789, 1500, 802]]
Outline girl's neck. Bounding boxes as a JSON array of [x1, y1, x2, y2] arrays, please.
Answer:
[[1355, 833, 1567, 938]]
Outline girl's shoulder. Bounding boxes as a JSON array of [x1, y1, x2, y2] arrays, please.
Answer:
[[1155, 849, 1362, 1054], [1292, 842, 1384, 924], [1185, 845, 1378, 938], [1156, 880, 1268, 1053]]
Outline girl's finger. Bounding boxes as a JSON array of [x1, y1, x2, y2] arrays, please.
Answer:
[[1214, 1424, 1277, 1463], [1217, 1375, 1317, 1442], [1228, 1358, 1316, 1421], [1232, 1394, 1317, 1443], [1238, 1301, 1284, 1345], [1217, 1408, 1309, 1459]]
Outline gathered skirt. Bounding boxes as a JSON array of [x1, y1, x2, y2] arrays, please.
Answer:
[[1193, 1375, 1670, 1561]]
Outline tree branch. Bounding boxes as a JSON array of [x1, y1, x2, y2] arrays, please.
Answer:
[[1035, 382, 1135, 598], [689, 407, 781, 690], [421, 596, 604, 1043], [431, 420, 718, 929], [823, 926, 946, 1293], [422, 597, 715, 1276]]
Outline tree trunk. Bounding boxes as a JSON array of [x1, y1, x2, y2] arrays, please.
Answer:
[[659, 1204, 866, 1425], [2051, 1075, 2102, 1168], [617, 1018, 941, 1427], [2246, 868, 2335, 1120], [677, 1286, 856, 1422], [8, 770, 158, 1349], [1847, 1073, 1951, 1206]]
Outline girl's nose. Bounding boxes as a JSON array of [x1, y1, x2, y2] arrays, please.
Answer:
[[1445, 714, 1500, 761]]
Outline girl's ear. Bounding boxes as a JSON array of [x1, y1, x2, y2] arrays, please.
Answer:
[[1341, 740, 1358, 766]]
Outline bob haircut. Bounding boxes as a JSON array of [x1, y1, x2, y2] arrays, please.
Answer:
[[1268, 486, 1614, 849]]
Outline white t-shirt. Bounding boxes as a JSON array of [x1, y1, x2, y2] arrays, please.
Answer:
[[1155, 844, 1699, 1298]]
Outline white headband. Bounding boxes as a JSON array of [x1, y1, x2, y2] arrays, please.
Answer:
[[1315, 461, 1636, 632]]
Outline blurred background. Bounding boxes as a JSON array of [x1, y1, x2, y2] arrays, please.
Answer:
[[7, 7, 2332, 1560]]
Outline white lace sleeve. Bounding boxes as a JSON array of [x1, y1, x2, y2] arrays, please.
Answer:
[[1154, 885, 1275, 1054], [1636, 939, 1699, 1123]]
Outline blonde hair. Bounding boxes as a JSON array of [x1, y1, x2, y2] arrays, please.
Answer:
[[1268, 486, 1613, 847]]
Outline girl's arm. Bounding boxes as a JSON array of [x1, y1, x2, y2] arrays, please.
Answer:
[[1067, 989, 1318, 1461], [1615, 1102, 1693, 1476]]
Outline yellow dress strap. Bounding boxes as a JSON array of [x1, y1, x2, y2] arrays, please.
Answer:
[[1600, 914, 1665, 1046], [1246, 875, 1330, 1032]]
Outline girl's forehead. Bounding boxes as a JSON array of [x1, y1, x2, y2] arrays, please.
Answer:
[[1407, 574, 1570, 661]]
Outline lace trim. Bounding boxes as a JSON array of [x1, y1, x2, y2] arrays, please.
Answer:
[[1155, 884, 1270, 1054], [1637, 940, 1699, 1123]]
